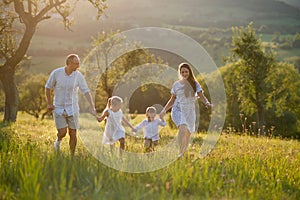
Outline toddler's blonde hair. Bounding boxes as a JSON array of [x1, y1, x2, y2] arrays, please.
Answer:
[[146, 106, 156, 121], [146, 106, 156, 114]]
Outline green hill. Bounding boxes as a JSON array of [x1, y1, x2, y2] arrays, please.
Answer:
[[27, 0, 300, 72], [36, 0, 300, 35], [279, 0, 300, 9]]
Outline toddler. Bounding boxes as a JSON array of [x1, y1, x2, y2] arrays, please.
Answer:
[[134, 106, 166, 152]]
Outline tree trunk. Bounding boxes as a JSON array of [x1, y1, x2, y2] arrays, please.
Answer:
[[257, 103, 266, 135], [0, 69, 18, 122], [0, 13, 37, 122]]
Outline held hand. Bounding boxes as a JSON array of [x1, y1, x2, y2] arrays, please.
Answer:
[[132, 131, 138, 137], [96, 116, 101, 122], [89, 107, 97, 116], [133, 130, 140, 138], [131, 127, 138, 134]]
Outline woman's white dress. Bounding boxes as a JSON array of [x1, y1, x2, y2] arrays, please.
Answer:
[[102, 109, 125, 144], [171, 81, 202, 133]]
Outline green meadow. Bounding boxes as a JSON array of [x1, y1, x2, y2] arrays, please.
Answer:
[[0, 113, 299, 199]]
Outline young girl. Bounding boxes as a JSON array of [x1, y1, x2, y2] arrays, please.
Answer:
[[97, 96, 135, 152], [134, 106, 166, 152], [160, 63, 212, 157]]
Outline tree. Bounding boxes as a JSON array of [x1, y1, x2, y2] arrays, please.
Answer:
[[214, 63, 241, 129], [294, 57, 300, 72], [293, 32, 300, 48], [0, 0, 107, 122], [265, 62, 300, 136], [217, 62, 300, 136], [84, 30, 165, 112], [229, 22, 276, 134], [223, 26, 300, 136], [0, 56, 30, 112], [90, 30, 129, 100]]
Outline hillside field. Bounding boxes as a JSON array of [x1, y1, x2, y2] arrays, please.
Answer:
[[0, 113, 299, 199]]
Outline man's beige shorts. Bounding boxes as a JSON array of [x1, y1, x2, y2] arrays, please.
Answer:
[[53, 111, 79, 129]]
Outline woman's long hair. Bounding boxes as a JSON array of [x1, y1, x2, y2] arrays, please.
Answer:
[[178, 63, 197, 97]]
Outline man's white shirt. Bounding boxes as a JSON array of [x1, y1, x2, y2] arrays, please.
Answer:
[[45, 67, 89, 116]]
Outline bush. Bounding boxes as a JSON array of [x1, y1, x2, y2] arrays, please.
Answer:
[[18, 74, 48, 119], [266, 111, 299, 138]]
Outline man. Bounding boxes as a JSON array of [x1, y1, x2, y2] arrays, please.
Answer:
[[45, 54, 97, 155]]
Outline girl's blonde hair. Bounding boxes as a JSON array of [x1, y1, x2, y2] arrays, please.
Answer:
[[107, 96, 123, 109]]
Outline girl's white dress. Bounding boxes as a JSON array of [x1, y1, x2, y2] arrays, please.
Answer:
[[102, 109, 125, 144], [135, 119, 166, 141], [171, 80, 202, 133]]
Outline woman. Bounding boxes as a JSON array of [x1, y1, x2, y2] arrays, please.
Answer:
[[160, 63, 212, 157]]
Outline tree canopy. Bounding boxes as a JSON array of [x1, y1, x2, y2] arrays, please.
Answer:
[[0, 0, 107, 122], [220, 22, 300, 136]]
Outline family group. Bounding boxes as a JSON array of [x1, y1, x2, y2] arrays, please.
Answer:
[[45, 54, 211, 157]]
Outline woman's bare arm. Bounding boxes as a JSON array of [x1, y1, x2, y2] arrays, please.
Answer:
[[160, 94, 176, 118], [197, 91, 212, 107]]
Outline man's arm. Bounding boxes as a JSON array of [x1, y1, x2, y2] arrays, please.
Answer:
[[84, 92, 97, 116], [78, 72, 97, 116], [45, 88, 54, 111]]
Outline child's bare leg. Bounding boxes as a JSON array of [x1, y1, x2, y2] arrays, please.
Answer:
[[152, 140, 159, 151], [144, 138, 152, 152]]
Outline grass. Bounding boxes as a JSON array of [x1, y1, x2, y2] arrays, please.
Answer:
[[277, 48, 300, 61], [0, 112, 299, 199]]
